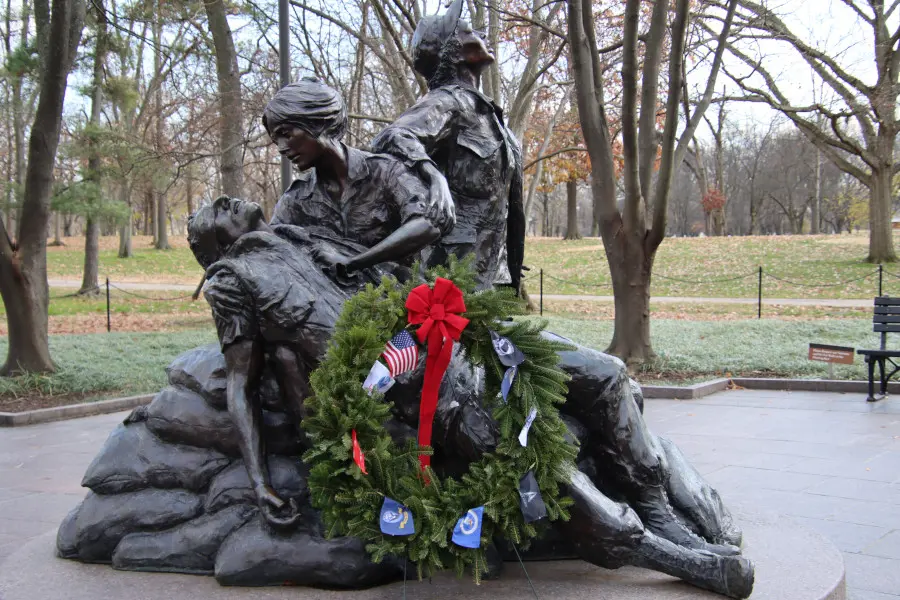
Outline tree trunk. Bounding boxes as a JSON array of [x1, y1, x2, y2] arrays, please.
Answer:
[[118, 217, 132, 258], [185, 169, 194, 216], [564, 179, 582, 240], [711, 206, 725, 236], [153, 0, 169, 249], [11, 75, 25, 239], [606, 232, 655, 365], [0, 0, 85, 374], [49, 212, 63, 245], [811, 147, 821, 234], [79, 218, 99, 294], [204, 0, 245, 198], [156, 188, 168, 248], [81, 0, 106, 294], [868, 164, 897, 262], [143, 191, 152, 236], [118, 180, 132, 257]]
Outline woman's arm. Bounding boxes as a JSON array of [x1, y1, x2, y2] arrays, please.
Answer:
[[343, 217, 441, 274]]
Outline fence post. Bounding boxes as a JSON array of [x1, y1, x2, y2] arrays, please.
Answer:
[[879, 264, 883, 296], [106, 278, 111, 333], [757, 266, 762, 319], [539, 269, 543, 316]]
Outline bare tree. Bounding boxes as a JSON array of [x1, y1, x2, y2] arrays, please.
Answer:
[[712, 0, 900, 262], [564, 178, 581, 239], [79, 0, 107, 295], [0, 0, 85, 373], [204, 0, 245, 198], [567, 0, 738, 364]]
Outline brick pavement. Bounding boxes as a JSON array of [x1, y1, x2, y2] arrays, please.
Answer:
[[1, 390, 898, 598]]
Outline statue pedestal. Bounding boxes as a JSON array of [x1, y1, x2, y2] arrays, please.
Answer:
[[0, 511, 846, 599]]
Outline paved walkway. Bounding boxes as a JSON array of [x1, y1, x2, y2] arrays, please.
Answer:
[[1, 390, 898, 599]]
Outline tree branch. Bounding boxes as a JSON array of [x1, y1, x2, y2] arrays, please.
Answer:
[[648, 0, 691, 250], [620, 0, 642, 232], [637, 0, 669, 203], [524, 146, 587, 171], [837, 0, 874, 24]]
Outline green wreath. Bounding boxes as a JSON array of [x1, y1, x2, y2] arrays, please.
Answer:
[[303, 259, 577, 581]]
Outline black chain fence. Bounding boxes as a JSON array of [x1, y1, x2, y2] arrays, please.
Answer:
[[533, 265, 898, 318], [47, 278, 202, 332], [50, 264, 900, 329]]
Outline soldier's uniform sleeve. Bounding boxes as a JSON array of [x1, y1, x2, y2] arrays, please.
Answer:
[[370, 90, 460, 169], [387, 161, 454, 236], [203, 268, 258, 349], [506, 136, 525, 290]]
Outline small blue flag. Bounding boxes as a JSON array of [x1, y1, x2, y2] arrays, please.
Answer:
[[451, 506, 484, 548], [379, 497, 415, 536], [500, 365, 517, 402], [490, 330, 525, 367], [518, 407, 537, 447]]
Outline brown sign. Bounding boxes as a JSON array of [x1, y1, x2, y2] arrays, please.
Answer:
[[808, 343, 855, 365]]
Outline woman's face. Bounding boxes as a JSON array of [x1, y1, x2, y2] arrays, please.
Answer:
[[213, 196, 264, 248], [457, 21, 494, 68], [269, 123, 325, 172]]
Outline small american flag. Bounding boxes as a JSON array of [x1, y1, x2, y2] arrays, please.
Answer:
[[383, 330, 419, 376]]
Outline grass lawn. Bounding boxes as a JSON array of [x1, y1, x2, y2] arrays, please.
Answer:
[[47, 235, 202, 284], [525, 231, 900, 299], [46, 232, 900, 299], [541, 316, 886, 384], [0, 329, 217, 412]]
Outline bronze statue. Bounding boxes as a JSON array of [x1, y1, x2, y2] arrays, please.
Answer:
[[57, 8, 754, 599]]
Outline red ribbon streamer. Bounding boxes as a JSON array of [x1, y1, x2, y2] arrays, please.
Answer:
[[405, 277, 469, 472], [351, 429, 367, 474]]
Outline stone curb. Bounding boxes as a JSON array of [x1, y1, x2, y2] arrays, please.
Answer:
[[730, 377, 900, 394], [642, 378, 731, 400], [0, 394, 154, 427], [642, 377, 900, 400]]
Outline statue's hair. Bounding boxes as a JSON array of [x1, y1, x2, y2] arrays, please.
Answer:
[[411, 15, 449, 80], [187, 203, 222, 270], [262, 78, 348, 143]]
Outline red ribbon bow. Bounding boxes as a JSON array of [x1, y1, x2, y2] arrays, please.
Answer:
[[405, 277, 469, 473]]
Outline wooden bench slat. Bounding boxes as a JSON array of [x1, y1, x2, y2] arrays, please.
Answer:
[[874, 324, 900, 332], [873, 306, 900, 314], [875, 297, 900, 305], [874, 315, 900, 323]]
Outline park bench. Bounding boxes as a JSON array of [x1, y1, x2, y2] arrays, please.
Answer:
[[857, 296, 900, 402]]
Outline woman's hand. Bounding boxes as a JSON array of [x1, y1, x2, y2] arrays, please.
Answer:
[[312, 245, 357, 281]]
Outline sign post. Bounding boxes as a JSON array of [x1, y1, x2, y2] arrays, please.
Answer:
[[808, 343, 855, 379]]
